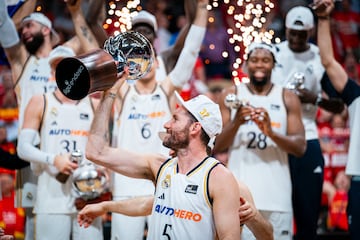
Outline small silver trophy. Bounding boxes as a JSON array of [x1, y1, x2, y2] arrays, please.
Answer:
[[72, 157, 108, 201], [224, 94, 250, 109], [286, 72, 305, 90]]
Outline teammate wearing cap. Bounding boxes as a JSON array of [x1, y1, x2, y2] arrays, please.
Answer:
[[109, 1, 209, 239], [0, 1, 99, 239], [270, 5, 345, 240], [84, 67, 241, 239], [214, 42, 306, 240], [14, 17, 106, 239]]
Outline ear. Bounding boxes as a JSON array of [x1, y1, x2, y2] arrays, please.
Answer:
[[191, 122, 202, 133], [42, 26, 51, 38]]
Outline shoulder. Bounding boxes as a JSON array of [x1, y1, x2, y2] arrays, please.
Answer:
[[209, 162, 235, 182]]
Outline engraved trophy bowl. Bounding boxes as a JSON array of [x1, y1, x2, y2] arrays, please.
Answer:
[[55, 31, 154, 100], [72, 163, 108, 200]]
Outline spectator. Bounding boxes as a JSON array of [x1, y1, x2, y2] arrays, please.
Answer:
[[0, 169, 25, 239], [323, 170, 350, 232], [332, 0, 360, 54]]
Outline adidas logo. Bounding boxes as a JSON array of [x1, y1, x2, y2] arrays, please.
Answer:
[[158, 193, 165, 200], [313, 166, 323, 173]]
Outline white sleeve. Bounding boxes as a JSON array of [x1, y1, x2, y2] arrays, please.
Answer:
[[169, 25, 206, 88], [17, 128, 56, 165], [0, 1, 20, 48]]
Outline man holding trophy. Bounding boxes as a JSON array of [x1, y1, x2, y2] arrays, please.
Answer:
[[48, 1, 208, 239]]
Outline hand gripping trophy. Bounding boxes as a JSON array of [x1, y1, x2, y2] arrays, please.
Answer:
[[55, 31, 154, 100]]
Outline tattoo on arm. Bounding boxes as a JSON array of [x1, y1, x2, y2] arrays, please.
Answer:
[[80, 25, 94, 43]]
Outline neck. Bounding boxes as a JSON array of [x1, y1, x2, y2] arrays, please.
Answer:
[[247, 81, 273, 96], [36, 44, 52, 58], [176, 142, 208, 174], [135, 78, 157, 94]]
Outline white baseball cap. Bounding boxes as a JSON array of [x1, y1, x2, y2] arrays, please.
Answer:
[[285, 6, 314, 31], [174, 91, 223, 145], [22, 12, 60, 46], [48, 46, 75, 68], [132, 10, 158, 33]]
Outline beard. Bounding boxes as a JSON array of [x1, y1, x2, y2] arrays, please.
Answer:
[[162, 124, 191, 151], [249, 76, 268, 87], [23, 33, 45, 55]]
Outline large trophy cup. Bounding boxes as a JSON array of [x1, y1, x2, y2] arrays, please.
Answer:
[[55, 31, 154, 100]]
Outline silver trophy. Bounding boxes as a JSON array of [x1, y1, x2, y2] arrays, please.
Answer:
[[224, 94, 250, 109], [286, 72, 305, 90], [56, 31, 154, 100], [72, 151, 108, 200]]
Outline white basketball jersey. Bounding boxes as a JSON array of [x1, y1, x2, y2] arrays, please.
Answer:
[[14, 55, 57, 128], [228, 83, 292, 212], [147, 157, 219, 240], [113, 84, 172, 197], [35, 93, 94, 214], [14, 55, 57, 207], [272, 41, 324, 140]]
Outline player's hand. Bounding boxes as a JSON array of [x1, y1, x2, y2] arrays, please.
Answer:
[[239, 197, 256, 224], [251, 107, 273, 136], [233, 104, 255, 126], [78, 202, 107, 228], [54, 153, 78, 175], [310, 0, 334, 17], [105, 66, 129, 96]]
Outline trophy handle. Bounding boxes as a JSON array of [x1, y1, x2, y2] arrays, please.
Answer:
[[56, 49, 118, 100]]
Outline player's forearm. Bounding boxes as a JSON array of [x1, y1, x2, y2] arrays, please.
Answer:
[[86, 92, 115, 163], [317, 17, 347, 92], [85, 0, 108, 46], [246, 211, 274, 240], [269, 132, 306, 157], [193, 0, 208, 27], [68, 0, 98, 52], [107, 196, 154, 216]]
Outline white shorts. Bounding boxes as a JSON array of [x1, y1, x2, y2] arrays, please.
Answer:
[[35, 213, 103, 240], [241, 210, 293, 240]]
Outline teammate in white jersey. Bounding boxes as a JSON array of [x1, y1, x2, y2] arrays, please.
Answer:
[[110, 1, 209, 239], [270, 6, 345, 240], [214, 42, 306, 240], [85, 67, 241, 239], [16, 87, 105, 240], [0, 1, 99, 239], [315, 0, 360, 239]]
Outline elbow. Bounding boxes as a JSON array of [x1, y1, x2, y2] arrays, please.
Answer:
[[85, 138, 103, 164], [293, 139, 307, 158]]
